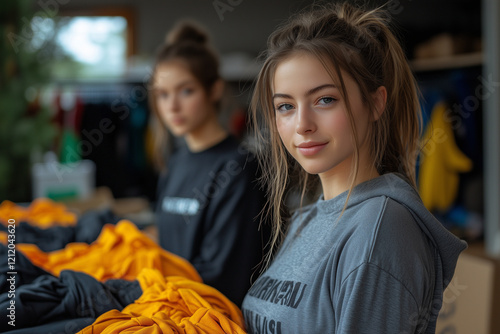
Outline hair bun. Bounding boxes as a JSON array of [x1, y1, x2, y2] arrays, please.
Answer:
[[166, 21, 209, 46]]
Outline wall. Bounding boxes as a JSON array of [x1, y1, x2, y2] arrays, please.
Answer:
[[39, 0, 480, 59]]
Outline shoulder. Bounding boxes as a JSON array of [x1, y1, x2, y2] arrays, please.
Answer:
[[215, 137, 260, 179], [166, 142, 191, 167], [335, 196, 435, 296], [366, 197, 433, 265], [206, 136, 256, 167], [370, 197, 435, 283], [342, 196, 433, 263]]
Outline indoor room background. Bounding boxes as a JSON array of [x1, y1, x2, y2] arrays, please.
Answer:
[[1, 0, 499, 333]]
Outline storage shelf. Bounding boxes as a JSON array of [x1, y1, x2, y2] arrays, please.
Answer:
[[410, 52, 483, 72]]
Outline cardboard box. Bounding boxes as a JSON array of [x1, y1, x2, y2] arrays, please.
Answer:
[[436, 244, 500, 334], [62, 186, 114, 215], [63, 187, 155, 226]]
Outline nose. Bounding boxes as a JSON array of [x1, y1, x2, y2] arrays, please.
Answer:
[[167, 94, 180, 112], [295, 106, 316, 135]]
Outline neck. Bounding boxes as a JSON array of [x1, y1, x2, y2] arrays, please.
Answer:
[[319, 151, 379, 200], [185, 115, 228, 152]]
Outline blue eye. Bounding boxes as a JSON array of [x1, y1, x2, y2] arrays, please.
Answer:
[[276, 103, 294, 112], [181, 88, 193, 96], [318, 97, 336, 105], [156, 91, 168, 100]]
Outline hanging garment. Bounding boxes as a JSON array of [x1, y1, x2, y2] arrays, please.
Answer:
[[418, 102, 473, 212]]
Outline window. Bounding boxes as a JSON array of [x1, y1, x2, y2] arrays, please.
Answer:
[[31, 8, 135, 80]]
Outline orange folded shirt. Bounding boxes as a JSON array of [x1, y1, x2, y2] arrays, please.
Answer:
[[0, 198, 77, 228], [79, 269, 247, 334], [17, 221, 202, 282]]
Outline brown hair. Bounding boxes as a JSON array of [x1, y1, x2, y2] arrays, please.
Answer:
[[149, 21, 221, 170], [251, 2, 422, 264]]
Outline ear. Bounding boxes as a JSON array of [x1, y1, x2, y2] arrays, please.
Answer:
[[210, 79, 225, 103], [372, 86, 387, 121]]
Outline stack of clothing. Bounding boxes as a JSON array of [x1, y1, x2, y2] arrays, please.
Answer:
[[0, 200, 247, 333]]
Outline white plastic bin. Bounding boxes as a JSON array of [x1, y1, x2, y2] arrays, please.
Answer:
[[31, 159, 96, 200]]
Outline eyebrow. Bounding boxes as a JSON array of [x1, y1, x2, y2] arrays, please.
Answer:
[[153, 79, 195, 90], [272, 84, 337, 100], [175, 80, 195, 88]]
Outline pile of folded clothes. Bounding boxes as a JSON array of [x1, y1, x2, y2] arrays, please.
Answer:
[[0, 200, 247, 333]]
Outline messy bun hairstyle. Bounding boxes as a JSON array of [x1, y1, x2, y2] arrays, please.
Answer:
[[149, 21, 221, 170], [251, 2, 422, 263], [158, 20, 220, 92], [165, 22, 208, 45]]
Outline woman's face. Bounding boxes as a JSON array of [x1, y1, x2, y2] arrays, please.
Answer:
[[153, 61, 215, 137], [273, 53, 372, 179]]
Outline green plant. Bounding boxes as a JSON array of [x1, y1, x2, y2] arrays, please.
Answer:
[[0, 0, 57, 202]]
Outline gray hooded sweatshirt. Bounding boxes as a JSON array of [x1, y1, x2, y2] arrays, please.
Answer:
[[242, 173, 467, 334]]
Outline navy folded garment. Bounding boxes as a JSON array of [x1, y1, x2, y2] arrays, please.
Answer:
[[74, 208, 123, 244], [0, 208, 122, 252], [0, 244, 51, 294], [0, 269, 142, 332], [4, 222, 76, 251]]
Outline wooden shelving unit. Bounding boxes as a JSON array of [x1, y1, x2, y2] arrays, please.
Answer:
[[410, 52, 483, 72], [409, 0, 499, 260]]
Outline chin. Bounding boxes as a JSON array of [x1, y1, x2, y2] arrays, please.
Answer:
[[298, 159, 343, 176], [297, 162, 325, 175], [168, 127, 188, 137]]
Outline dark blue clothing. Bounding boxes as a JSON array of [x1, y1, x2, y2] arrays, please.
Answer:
[[0, 243, 142, 333], [156, 136, 268, 306], [0, 208, 121, 252]]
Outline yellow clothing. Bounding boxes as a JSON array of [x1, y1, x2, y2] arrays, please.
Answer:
[[418, 102, 473, 212], [17, 221, 202, 282], [1, 200, 247, 333], [0, 198, 77, 228], [79, 269, 246, 334]]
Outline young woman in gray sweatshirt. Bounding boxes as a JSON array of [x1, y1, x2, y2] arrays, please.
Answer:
[[242, 2, 467, 333]]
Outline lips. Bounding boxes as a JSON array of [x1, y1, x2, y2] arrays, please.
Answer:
[[169, 117, 185, 126], [296, 141, 328, 156]]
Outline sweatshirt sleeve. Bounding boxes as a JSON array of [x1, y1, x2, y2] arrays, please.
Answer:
[[335, 262, 429, 334], [191, 157, 267, 306]]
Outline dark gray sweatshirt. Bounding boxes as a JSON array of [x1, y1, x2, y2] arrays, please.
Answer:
[[242, 173, 467, 333]]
